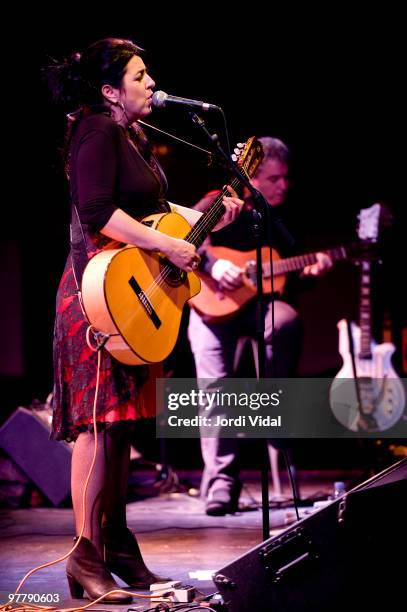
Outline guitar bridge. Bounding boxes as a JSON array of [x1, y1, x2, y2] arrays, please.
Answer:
[[128, 276, 162, 329]]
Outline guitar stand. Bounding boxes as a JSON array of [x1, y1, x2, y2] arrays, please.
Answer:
[[346, 318, 378, 432], [345, 318, 380, 481]]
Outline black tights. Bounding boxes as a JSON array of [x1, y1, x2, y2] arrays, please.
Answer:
[[71, 425, 131, 556]]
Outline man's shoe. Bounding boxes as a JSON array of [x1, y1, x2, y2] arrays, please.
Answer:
[[205, 483, 241, 516]]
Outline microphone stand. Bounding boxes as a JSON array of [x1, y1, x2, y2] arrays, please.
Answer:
[[189, 112, 294, 541]]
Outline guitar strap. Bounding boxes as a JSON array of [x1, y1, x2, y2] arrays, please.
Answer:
[[70, 203, 90, 300]]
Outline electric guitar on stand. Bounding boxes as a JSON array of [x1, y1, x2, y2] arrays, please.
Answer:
[[81, 137, 264, 366], [329, 203, 405, 432]]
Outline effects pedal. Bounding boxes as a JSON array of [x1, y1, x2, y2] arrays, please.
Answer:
[[150, 580, 196, 603]]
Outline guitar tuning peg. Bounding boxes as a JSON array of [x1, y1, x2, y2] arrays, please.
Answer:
[[231, 154, 237, 161], [237, 142, 244, 148]]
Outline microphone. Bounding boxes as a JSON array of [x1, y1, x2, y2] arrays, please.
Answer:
[[152, 90, 221, 112]]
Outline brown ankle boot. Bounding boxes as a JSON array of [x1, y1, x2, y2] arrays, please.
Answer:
[[102, 525, 171, 588], [66, 537, 133, 604]]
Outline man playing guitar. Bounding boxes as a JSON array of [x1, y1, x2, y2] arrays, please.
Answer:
[[188, 136, 332, 516]]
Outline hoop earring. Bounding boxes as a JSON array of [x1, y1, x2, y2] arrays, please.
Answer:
[[110, 100, 128, 124], [120, 102, 131, 126]]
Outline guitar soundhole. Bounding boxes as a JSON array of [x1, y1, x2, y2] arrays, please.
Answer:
[[160, 258, 186, 287]]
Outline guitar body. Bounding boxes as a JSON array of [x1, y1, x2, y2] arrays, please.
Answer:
[[81, 137, 264, 364], [81, 211, 201, 365], [329, 319, 405, 431], [189, 246, 284, 323]]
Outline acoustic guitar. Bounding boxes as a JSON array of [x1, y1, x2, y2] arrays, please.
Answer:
[[329, 203, 405, 432], [81, 137, 264, 365], [189, 244, 352, 323]]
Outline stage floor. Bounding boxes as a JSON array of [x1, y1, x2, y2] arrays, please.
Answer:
[[0, 469, 365, 610]]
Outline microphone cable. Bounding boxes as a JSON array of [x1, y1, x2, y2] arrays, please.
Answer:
[[138, 120, 214, 159], [139, 106, 232, 168]]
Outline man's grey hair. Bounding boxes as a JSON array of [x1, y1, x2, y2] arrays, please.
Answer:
[[258, 136, 290, 165]]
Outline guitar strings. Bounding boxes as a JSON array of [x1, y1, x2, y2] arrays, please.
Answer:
[[139, 176, 242, 303], [127, 178, 237, 304], [118, 185, 235, 328], [141, 145, 254, 300], [125, 160, 250, 321]]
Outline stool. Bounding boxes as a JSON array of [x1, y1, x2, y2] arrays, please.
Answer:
[[233, 336, 283, 497]]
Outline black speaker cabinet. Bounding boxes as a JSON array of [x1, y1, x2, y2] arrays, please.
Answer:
[[0, 407, 71, 506], [214, 458, 407, 611]]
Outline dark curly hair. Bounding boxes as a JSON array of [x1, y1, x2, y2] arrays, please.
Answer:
[[45, 37, 143, 108], [44, 38, 143, 172]]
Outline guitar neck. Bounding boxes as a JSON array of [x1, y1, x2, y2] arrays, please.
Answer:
[[269, 246, 348, 276], [185, 179, 240, 249], [359, 260, 373, 359]]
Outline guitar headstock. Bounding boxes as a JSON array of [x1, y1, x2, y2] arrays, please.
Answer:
[[232, 137, 264, 179], [357, 203, 381, 242]]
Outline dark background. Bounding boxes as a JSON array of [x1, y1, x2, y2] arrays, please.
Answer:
[[1, 10, 406, 469]]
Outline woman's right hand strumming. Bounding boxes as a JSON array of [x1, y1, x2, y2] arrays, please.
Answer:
[[100, 210, 200, 272], [160, 236, 201, 273]]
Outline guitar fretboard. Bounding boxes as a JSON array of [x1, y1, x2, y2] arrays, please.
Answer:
[[359, 260, 372, 359], [183, 137, 263, 250], [264, 247, 348, 276], [184, 185, 230, 249]]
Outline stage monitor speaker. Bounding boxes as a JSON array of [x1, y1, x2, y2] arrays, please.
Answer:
[[0, 406, 71, 506], [214, 458, 407, 611]]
